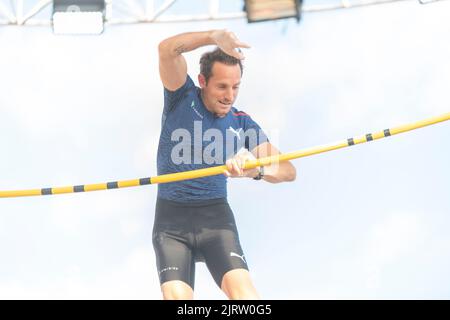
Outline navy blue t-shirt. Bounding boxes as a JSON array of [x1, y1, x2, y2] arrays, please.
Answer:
[[157, 75, 268, 201]]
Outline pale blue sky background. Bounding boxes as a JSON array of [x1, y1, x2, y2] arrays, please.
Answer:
[[0, 0, 449, 299]]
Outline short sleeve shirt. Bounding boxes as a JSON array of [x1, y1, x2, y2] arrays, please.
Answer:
[[157, 75, 268, 201]]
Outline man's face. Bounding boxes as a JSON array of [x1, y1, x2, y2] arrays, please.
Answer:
[[199, 62, 241, 118]]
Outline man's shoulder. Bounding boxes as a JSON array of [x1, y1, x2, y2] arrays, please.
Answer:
[[227, 107, 256, 130], [185, 74, 199, 89], [230, 106, 250, 118], [163, 75, 199, 114], [228, 107, 265, 131]]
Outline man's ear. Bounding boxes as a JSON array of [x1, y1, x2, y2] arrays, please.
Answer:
[[198, 74, 206, 88]]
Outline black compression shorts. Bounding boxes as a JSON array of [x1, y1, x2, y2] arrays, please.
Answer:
[[152, 197, 249, 289]]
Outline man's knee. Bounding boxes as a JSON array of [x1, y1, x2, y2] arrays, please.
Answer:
[[221, 269, 259, 300], [161, 280, 194, 300], [226, 287, 260, 300]]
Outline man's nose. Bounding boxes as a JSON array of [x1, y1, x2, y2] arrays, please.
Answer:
[[225, 88, 233, 101]]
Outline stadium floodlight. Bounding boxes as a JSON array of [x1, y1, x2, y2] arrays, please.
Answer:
[[52, 0, 105, 35], [244, 0, 302, 23]]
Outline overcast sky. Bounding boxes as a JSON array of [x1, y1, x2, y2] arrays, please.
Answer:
[[0, 0, 449, 299]]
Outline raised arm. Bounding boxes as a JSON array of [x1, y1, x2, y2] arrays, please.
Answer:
[[158, 30, 250, 91]]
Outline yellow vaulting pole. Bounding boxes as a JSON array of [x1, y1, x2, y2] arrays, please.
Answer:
[[1, 112, 449, 199]]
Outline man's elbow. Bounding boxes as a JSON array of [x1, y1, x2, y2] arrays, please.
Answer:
[[158, 41, 167, 56], [158, 40, 173, 58]]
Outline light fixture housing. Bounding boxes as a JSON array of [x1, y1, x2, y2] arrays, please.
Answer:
[[244, 0, 302, 23], [52, 0, 105, 35]]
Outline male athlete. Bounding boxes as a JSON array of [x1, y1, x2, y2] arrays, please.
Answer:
[[153, 29, 296, 300]]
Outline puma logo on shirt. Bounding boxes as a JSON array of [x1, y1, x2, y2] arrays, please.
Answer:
[[228, 127, 242, 140]]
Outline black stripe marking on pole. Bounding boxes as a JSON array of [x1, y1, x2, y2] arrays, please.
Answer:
[[347, 138, 355, 146], [384, 129, 391, 137], [42, 188, 52, 195], [139, 178, 151, 185], [366, 133, 373, 141], [74, 185, 85, 192], [107, 182, 119, 189]]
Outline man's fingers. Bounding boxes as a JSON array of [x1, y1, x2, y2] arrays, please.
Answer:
[[226, 159, 237, 175], [234, 47, 246, 60], [232, 159, 241, 174], [238, 157, 247, 174], [221, 46, 245, 60], [224, 158, 234, 177], [235, 51, 245, 60], [236, 158, 244, 175], [226, 159, 233, 171], [226, 155, 251, 177], [224, 49, 243, 60], [212, 30, 250, 60], [236, 41, 251, 49]]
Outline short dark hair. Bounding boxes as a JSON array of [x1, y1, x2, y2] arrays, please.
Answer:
[[199, 47, 243, 84]]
